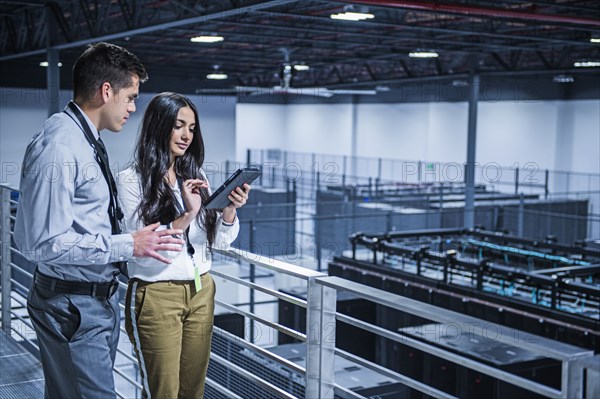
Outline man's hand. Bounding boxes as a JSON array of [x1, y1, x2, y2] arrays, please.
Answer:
[[131, 222, 185, 264]]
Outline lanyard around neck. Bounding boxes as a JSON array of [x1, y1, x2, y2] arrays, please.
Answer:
[[175, 177, 196, 257], [64, 101, 123, 234]]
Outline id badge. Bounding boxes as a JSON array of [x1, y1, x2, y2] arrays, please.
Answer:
[[194, 267, 202, 292]]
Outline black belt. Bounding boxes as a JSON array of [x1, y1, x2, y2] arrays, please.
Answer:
[[34, 271, 119, 299]]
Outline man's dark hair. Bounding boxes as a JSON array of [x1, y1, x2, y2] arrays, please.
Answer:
[[73, 42, 148, 102]]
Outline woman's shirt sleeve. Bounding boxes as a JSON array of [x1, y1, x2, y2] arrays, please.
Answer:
[[116, 168, 182, 263]]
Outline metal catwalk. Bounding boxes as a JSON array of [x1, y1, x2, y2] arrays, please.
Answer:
[[0, 330, 43, 398]]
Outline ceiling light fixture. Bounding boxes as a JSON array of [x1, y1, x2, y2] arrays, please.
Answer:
[[207, 65, 228, 80], [331, 11, 374, 21], [409, 51, 439, 58], [293, 64, 310, 71], [574, 61, 600, 67], [552, 74, 574, 83], [39, 61, 63, 67], [590, 38, 600, 43], [331, 5, 374, 21], [191, 35, 224, 43], [207, 72, 228, 80]]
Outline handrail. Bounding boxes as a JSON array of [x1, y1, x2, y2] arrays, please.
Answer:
[[213, 327, 306, 376], [0, 183, 18, 190], [209, 352, 299, 399], [334, 312, 561, 397], [2, 182, 597, 399], [335, 348, 458, 399], [210, 268, 308, 308], [215, 247, 336, 398], [317, 276, 593, 362], [213, 248, 326, 280], [316, 275, 595, 398]]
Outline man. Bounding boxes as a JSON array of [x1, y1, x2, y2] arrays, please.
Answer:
[[14, 42, 185, 399]]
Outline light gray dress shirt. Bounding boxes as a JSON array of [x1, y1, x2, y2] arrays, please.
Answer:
[[14, 103, 134, 282]]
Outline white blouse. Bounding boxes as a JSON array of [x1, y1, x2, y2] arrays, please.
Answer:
[[116, 165, 239, 281]]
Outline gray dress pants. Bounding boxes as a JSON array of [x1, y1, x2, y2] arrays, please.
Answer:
[[27, 284, 121, 399]]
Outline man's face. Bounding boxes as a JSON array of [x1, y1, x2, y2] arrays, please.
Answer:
[[103, 74, 140, 132]]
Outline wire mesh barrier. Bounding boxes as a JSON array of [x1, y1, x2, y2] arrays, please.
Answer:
[[247, 149, 600, 194], [2, 180, 599, 398], [245, 149, 600, 230]]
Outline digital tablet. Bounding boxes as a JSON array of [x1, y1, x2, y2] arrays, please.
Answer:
[[205, 167, 261, 210]]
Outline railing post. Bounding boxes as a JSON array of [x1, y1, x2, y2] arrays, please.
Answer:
[[342, 155, 347, 184], [225, 160, 231, 183], [585, 356, 600, 399], [248, 219, 255, 343], [562, 358, 584, 399], [312, 152, 317, 192], [518, 193, 525, 237], [315, 213, 322, 272], [305, 277, 336, 399], [1, 188, 13, 333]]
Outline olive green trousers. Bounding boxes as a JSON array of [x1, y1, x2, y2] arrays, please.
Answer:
[[125, 274, 215, 399]]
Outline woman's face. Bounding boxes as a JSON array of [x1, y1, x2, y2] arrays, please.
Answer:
[[169, 106, 196, 159]]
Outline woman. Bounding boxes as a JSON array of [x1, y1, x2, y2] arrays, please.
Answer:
[[117, 92, 250, 398]]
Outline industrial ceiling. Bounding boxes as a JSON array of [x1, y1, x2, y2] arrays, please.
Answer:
[[0, 0, 599, 97]]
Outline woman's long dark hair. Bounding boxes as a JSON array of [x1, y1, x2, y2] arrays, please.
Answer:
[[135, 92, 218, 247]]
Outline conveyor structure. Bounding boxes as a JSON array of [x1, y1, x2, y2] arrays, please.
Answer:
[[330, 228, 600, 351]]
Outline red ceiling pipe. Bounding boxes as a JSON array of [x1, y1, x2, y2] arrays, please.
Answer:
[[341, 0, 600, 27]]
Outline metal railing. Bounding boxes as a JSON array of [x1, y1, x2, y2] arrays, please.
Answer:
[[0, 182, 336, 398], [247, 149, 600, 198], [314, 276, 596, 399], [1, 182, 598, 398]]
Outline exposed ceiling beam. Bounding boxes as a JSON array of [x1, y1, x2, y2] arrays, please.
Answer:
[[323, 68, 600, 89], [0, 0, 296, 61], [342, 0, 600, 27], [253, 10, 595, 48]]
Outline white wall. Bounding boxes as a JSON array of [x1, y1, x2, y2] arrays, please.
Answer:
[[477, 101, 559, 170], [2, 88, 597, 190], [568, 100, 600, 175], [357, 103, 430, 161], [0, 88, 70, 187], [427, 102, 468, 163], [355, 102, 468, 164], [191, 94, 236, 172], [235, 103, 286, 162], [0, 88, 235, 187], [236, 99, 599, 175], [285, 104, 353, 156]]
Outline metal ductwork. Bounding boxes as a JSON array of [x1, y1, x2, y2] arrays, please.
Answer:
[[343, 0, 600, 27]]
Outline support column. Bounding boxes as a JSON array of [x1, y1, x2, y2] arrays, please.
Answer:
[[46, 48, 60, 116], [350, 95, 358, 182], [1, 188, 12, 333], [464, 72, 480, 228], [46, 5, 60, 116]]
